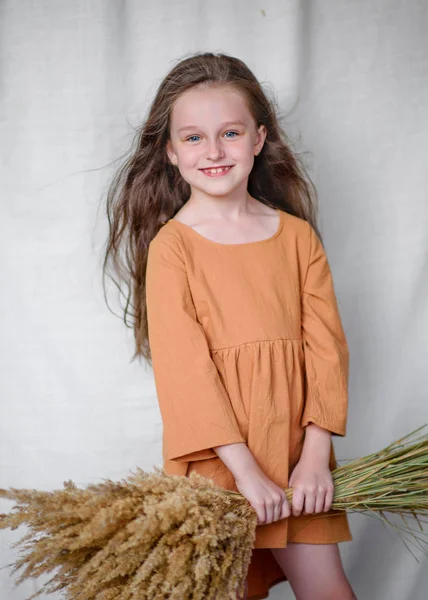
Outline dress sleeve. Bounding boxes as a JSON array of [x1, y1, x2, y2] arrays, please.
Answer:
[[145, 234, 246, 463], [300, 223, 349, 436]]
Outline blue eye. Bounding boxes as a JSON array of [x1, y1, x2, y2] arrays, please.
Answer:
[[186, 131, 239, 142]]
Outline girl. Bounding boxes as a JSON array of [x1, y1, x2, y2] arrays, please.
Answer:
[[103, 52, 357, 600]]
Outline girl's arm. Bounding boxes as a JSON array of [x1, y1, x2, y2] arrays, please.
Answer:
[[300, 422, 332, 465], [290, 223, 350, 516], [213, 441, 261, 480], [300, 223, 349, 437], [146, 235, 246, 464]]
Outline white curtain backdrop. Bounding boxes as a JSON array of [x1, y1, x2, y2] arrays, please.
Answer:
[[1, 1, 427, 598]]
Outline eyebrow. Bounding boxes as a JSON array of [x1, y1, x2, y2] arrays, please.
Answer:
[[177, 120, 247, 133]]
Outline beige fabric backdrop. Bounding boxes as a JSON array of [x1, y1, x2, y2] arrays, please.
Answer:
[[1, 1, 427, 598]]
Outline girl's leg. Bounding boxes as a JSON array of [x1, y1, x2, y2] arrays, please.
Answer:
[[270, 543, 357, 600]]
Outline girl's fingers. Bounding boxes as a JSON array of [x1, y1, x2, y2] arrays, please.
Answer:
[[278, 495, 290, 521], [267, 495, 284, 523], [281, 497, 291, 518], [265, 501, 274, 524], [256, 494, 291, 524], [291, 488, 305, 516], [324, 487, 334, 512], [314, 489, 326, 513], [256, 503, 266, 525], [272, 501, 280, 523], [303, 489, 316, 515]]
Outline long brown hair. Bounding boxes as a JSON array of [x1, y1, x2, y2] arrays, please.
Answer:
[[102, 51, 319, 364]]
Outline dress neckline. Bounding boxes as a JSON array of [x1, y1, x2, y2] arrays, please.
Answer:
[[166, 208, 284, 247]]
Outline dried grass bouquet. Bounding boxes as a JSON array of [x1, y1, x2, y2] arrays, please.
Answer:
[[1, 426, 428, 600]]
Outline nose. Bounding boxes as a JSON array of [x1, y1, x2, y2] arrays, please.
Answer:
[[205, 138, 225, 161]]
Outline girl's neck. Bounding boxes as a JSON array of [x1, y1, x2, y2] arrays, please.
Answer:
[[183, 193, 264, 221]]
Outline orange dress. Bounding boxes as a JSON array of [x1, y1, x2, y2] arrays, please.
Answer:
[[145, 208, 352, 599]]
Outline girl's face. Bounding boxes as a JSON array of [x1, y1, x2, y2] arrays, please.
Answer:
[[166, 85, 266, 202]]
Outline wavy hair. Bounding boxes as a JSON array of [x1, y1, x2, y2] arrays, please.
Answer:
[[102, 51, 319, 363]]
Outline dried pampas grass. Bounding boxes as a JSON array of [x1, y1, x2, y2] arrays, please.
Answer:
[[1, 426, 428, 600], [0, 468, 256, 600]]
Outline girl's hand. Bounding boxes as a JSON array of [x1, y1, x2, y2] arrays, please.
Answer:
[[234, 464, 291, 526], [288, 457, 334, 516]]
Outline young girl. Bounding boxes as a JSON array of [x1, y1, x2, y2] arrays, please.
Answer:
[[103, 52, 357, 600]]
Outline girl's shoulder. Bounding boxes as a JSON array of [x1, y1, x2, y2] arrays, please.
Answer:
[[147, 220, 187, 265], [151, 220, 183, 246], [281, 210, 313, 238], [277, 210, 315, 258]]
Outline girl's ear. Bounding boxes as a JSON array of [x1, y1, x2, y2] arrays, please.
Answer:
[[255, 124, 267, 156], [166, 140, 177, 165]]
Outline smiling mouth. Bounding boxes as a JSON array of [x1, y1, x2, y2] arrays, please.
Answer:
[[200, 166, 233, 174]]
